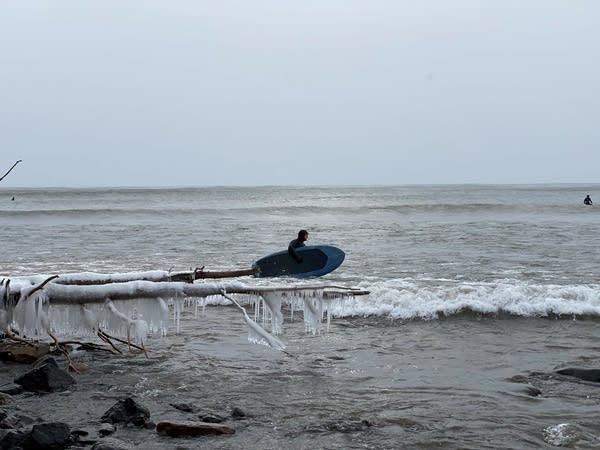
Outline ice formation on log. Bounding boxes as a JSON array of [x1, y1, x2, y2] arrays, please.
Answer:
[[1, 274, 368, 351]]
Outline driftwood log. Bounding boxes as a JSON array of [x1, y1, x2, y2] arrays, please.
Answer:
[[49, 267, 258, 285], [34, 280, 368, 306]]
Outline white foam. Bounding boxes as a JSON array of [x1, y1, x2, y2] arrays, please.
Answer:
[[543, 423, 579, 446], [322, 278, 600, 320]]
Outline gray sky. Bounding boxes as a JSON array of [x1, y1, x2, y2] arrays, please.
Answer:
[[1, 1, 599, 187]]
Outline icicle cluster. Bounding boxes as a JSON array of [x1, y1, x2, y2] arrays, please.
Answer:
[[1, 276, 363, 350]]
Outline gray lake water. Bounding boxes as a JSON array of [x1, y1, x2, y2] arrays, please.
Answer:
[[2, 184, 600, 448]]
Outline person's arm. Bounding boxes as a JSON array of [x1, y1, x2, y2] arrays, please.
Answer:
[[288, 243, 303, 263]]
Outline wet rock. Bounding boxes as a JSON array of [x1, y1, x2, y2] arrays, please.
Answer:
[[523, 385, 542, 397], [0, 342, 50, 364], [98, 423, 116, 436], [0, 429, 26, 450], [170, 402, 195, 413], [556, 368, 600, 382], [230, 407, 246, 419], [509, 374, 528, 383], [0, 383, 24, 395], [71, 426, 99, 446], [101, 397, 150, 427], [22, 422, 71, 449], [198, 414, 225, 423], [156, 420, 235, 436], [14, 356, 76, 393], [91, 437, 132, 450], [71, 422, 116, 445]]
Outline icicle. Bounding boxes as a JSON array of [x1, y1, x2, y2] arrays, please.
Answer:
[[174, 295, 181, 334], [261, 292, 284, 335], [105, 299, 131, 340], [254, 296, 260, 322], [81, 305, 98, 332], [219, 290, 286, 351], [156, 297, 169, 336], [302, 295, 323, 335], [131, 318, 149, 343], [13, 290, 50, 338], [243, 310, 286, 351]]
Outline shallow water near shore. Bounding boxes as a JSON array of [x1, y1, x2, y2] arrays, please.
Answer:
[[5, 311, 600, 449], [2, 185, 600, 448]]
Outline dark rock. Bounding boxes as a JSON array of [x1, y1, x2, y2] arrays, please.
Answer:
[[98, 423, 116, 436], [230, 407, 246, 419], [524, 385, 542, 397], [198, 414, 225, 423], [14, 357, 76, 393], [169, 402, 195, 413], [0, 384, 24, 395], [0, 429, 26, 450], [0, 342, 50, 364], [91, 437, 132, 449], [32, 355, 55, 368], [22, 422, 71, 449], [70, 426, 97, 446], [509, 374, 528, 383], [556, 368, 600, 382], [156, 420, 235, 436], [101, 397, 150, 427], [71, 422, 117, 446], [72, 422, 115, 437]]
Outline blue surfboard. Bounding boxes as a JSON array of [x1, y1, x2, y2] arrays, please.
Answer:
[[252, 245, 345, 278]]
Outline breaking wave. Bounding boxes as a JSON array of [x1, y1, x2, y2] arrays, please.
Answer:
[[327, 278, 600, 320]]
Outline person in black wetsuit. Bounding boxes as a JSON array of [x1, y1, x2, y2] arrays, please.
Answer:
[[584, 195, 593, 206], [288, 229, 309, 263]]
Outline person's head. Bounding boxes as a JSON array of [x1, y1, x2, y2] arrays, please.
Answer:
[[298, 229, 309, 242]]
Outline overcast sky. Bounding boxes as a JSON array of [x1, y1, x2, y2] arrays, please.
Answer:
[[1, 1, 598, 187]]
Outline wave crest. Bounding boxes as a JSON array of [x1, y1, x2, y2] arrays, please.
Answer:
[[327, 279, 600, 320]]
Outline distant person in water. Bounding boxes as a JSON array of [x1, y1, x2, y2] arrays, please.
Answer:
[[584, 195, 593, 206], [288, 229, 309, 263]]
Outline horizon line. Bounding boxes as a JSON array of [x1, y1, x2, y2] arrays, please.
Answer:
[[1, 182, 600, 190]]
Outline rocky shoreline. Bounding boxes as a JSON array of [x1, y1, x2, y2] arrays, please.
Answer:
[[0, 349, 246, 450]]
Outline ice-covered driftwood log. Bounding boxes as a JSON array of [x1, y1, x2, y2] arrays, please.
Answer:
[[48, 268, 258, 284], [1, 272, 369, 352]]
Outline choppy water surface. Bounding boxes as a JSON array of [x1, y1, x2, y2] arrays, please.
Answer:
[[2, 184, 600, 448]]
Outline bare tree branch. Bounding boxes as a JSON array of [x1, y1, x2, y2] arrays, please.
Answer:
[[0, 160, 22, 182]]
